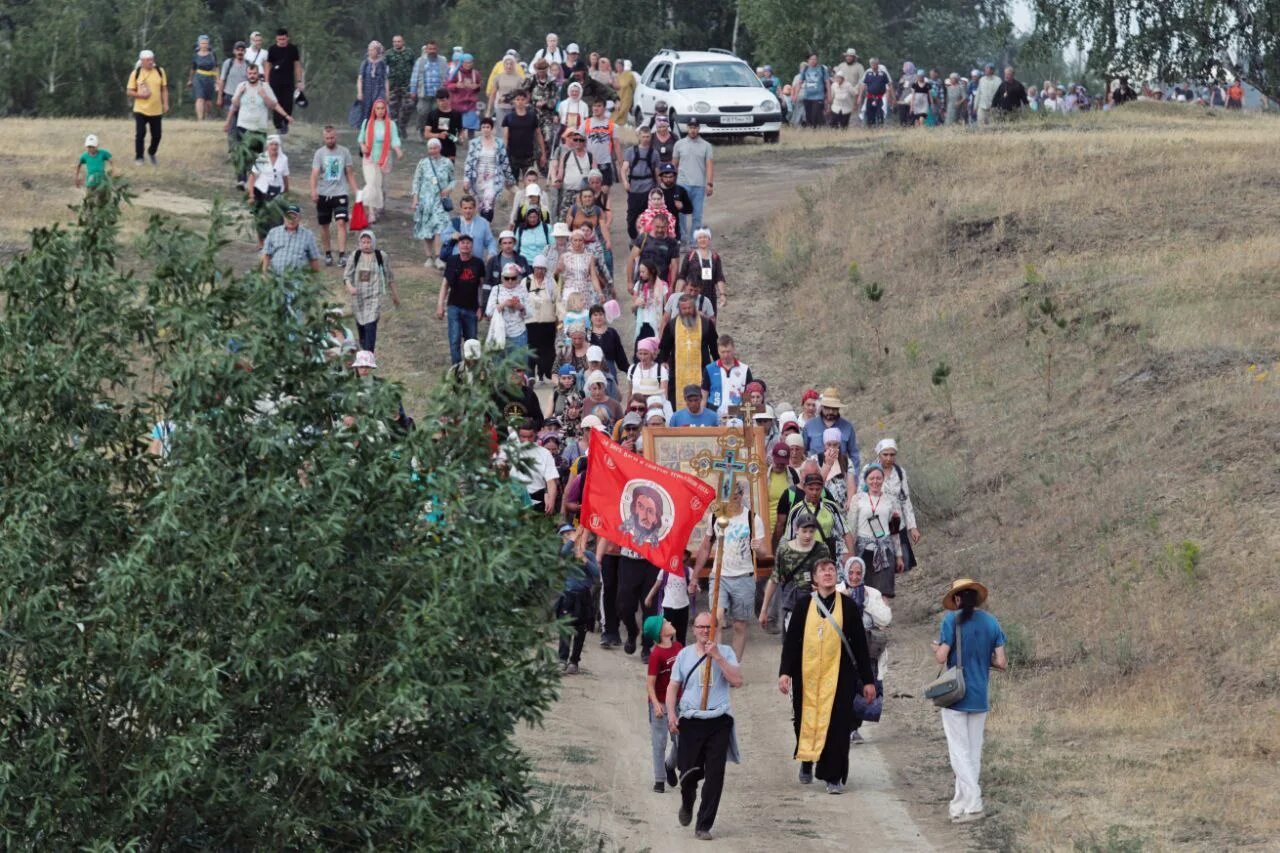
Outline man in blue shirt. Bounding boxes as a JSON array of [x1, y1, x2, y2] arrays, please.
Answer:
[[798, 54, 830, 128], [669, 384, 719, 427], [665, 611, 743, 841], [410, 40, 449, 131], [801, 387, 859, 478]]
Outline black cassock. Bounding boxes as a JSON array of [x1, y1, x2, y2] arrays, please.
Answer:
[[779, 591, 876, 785]]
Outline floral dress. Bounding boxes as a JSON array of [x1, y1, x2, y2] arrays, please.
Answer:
[[412, 155, 455, 240], [464, 138, 514, 218], [360, 59, 389, 123], [559, 250, 596, 307]]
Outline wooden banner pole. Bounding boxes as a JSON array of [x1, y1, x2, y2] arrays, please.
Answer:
[[701, 513, 729, 710]]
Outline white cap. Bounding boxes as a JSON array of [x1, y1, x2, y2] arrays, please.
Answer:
[[525, 183, 542, 197], [586, 345, 604, 363], [567, 43, 580, 53], [498, 229, 516, 241], [584, 369, 607, 387], [505, 49, 518, 57], [138, 49, 155, 60], [552, 222, 572, 237], [532, 254, 548, 268], [580, 414, 607, 432], [501, 262, 522, 277], [845, 47, 857, 55], [84, 134, 99, 148]]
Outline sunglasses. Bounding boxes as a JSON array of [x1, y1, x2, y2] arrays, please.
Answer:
[[502, 275, 518, 281], [693, 624, 712, 630]]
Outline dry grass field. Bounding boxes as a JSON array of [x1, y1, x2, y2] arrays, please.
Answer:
[[759, 102, 1280, 850]]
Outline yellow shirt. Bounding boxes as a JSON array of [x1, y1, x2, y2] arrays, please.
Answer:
[[129, 66, 168, 116], [767, 468, 791, 521]]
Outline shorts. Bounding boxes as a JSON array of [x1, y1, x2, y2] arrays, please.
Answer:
[[316, 194, 349, 226], [716, 574, 755, 622]]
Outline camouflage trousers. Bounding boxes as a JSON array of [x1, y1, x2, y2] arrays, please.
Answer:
[[389, 86, 414, 138]]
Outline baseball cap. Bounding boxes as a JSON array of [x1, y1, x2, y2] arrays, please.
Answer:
[[84, 134, 98, 148], [580, 414, 607, 432], [585, 370, 607, 387], [525, 184, 542, 197], [795, 511, 819, 529], [558, 523, 576, 535], [557, 364, 577, 376], [770, 444, 790, 463], [284, 203, 301, 216], [686, 117, 700, 127], [845, 47, 858, 55], [498, 229, 516, 241], [658, 163, 677, 175], [567, 43, 580, 53], [803, 472, 824, 486], [621, 412, 642, 428], [234, 40, 246, 49], [682, 384, 702, 399]]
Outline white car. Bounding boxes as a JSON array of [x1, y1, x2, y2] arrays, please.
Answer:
[[634, 49, 783, 142]]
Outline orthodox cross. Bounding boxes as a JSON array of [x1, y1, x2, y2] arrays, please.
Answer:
[[689, 429, 761, 518]]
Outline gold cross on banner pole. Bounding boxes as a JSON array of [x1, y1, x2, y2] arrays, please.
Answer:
[[689, 432, 763, 709]]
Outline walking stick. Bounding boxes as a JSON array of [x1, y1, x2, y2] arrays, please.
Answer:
[[701, 514, 729, 710]]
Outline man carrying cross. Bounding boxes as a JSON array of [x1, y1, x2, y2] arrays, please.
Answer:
[[657, 293, 718, 409]]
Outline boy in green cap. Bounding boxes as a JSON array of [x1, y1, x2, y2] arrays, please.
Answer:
[[645, 614, 682, 792]]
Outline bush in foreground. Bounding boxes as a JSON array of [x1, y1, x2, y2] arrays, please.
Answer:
[[0, 186, 567, 848]]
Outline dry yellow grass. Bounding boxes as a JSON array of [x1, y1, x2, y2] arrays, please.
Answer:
[[760, 102, 1280, 849]]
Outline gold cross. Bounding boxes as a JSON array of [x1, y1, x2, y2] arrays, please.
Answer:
[[690, 432, 762, 518]]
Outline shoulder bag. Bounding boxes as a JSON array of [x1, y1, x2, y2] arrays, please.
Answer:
[[923, 617, 966, 707]]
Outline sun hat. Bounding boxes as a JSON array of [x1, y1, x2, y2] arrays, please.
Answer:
[[784, 433, 805, 449], [462, 339, 483, 360], [822, 427, 842, 445], [84, 134, 98, 148], [584, 370, 607, 388], [646, 407, 666, 423], [580, 414, 607, 432], [498, 229, 516, 241], [818, 387, 846, 409], [351, 350, 377, 370], [875, 438, 898, 455], [642, 614, 664, 645], [943, 578, 989, 610], [770, 444, 790, 463], [753, 409, 776, 422], [586, 345, 604, 363], [533, 254, 548, 268], [552, 222, 572, 238]]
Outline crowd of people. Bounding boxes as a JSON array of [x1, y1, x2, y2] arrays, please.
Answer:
[[94, 28, 1015, 845]]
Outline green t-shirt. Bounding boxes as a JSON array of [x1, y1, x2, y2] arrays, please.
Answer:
[[79, 149, 112, 188]]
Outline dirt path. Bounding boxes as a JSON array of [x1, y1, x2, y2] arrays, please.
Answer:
[[518, 148, 964, 851]]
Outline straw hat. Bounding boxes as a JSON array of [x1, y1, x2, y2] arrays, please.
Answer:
[[942, 578, 988, 610], [818, 386, 846, 409]]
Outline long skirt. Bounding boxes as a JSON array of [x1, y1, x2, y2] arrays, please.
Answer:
[[362, 158, 387, 212]]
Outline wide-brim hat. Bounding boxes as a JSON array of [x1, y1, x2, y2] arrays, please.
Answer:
[[943, 578, 988, 610], [818, 386, 845, 409]]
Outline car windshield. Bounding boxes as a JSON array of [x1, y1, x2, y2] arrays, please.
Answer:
[[673, 61, 762, 90]]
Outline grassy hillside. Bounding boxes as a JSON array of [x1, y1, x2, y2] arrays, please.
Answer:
[[761, 103, 1280, 849]]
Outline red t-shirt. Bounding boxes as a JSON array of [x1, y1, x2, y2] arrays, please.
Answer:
[[648, 641, 684, 699]]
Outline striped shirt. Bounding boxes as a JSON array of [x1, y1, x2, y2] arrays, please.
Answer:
[[261, 224, 320, 274]]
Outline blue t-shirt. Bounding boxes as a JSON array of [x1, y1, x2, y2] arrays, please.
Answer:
[[672, 642, 738, 719], [801, 66, 829, 101], [939, 610, 1006, 713], [669, 407, 719, 427]]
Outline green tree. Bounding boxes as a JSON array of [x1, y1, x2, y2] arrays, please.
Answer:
[[0, 186, 568, 848], [1032, 0, 1280, 99]]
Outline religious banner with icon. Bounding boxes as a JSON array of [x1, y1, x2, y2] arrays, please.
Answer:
[[642, 426, 773, 566]]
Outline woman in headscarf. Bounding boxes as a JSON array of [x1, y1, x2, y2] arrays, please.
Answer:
[[447, 53, 483, 140], [677, 227, 727, 315], [488, 53, 523, 126], [357, 98, 402, 224], [819, 427, 855, 510], [188, 35, 218, 121], [910, 70, 932, 126], [247, 134, 288, 247], [626, 336, 668, 399], [523, 255, 559, 382], [552, 322, 592, 379], [411, 138, 455, 266], [613, 59, 636, 124], [897, 61, 917, 126], [357, 41, 390, 124], [849, 463, 903, 598], [463, 115, 515, 222], [875, 438, 921, 572], [556, 227, 603, 308], [343, 229, 401, 352], [591, 56, 615, 89], [556, 81, 590, 136], [634, 188, 674, 236]]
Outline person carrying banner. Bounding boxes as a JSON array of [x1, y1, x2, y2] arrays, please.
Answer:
[[778, 557, 877, 794]]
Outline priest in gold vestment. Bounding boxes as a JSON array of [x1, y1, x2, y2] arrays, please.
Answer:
[[657, 293, 719, 409]]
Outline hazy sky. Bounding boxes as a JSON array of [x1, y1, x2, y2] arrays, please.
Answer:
[[1011, 0, 1035, 34]]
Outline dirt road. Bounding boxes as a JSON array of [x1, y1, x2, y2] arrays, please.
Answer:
[[519, 147, 964, 851]]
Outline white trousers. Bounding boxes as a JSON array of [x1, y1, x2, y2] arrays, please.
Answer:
[[940, 708, 987, 817]]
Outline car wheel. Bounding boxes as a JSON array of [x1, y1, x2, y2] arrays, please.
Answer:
[[763, 131, 780, 144], [634, 106, 644, 126]]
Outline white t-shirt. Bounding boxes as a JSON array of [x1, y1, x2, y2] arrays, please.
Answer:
[[663, 569, 691, 609], [251, 151, 289, 192], [627, 361, 668, 387], [702, 508, 765, 578], [235, 80, 277, 132], [245, 45, 268, 71], [509, 442, 559, 493]]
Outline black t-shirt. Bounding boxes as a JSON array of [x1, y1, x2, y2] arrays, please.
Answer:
[[632, 233, 679, 275], [444, 255, 486, 310], [653, 132, 678, 163], [266, 43, 301, 89], [503, 109, 539, 161], [659, 184, 693, 238], [426, 109, 459, 158]]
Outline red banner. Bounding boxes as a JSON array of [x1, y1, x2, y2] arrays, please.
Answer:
[[581, 429, 716, 575]]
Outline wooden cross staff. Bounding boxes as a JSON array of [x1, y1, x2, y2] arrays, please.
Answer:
[[688, 425, 762, 710]]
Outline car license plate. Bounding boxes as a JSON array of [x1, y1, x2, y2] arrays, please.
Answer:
[[719, 114, 753, 124]]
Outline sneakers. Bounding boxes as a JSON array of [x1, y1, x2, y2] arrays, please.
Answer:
[[433, 258, 446, 270], [826, 781, 845, 795], [565, 663, 579, 675], [850, 730, 867, 745], [640, 648, 651, 663], [798, 763, 813, 784], [337, 253, 347, 267], [148, 154, 158, 166], [695, 830, 713, 841], [557, 661, 568, 674], [324, 252, 334, 267], [665, 761, 677, 788], [235, 180, 246, 191], [652, 781, 664, 793], [135, 158, 145, 166], [677, 804, 693, 827], [599, 634, 615, 648], [623, 638, 637, 655]]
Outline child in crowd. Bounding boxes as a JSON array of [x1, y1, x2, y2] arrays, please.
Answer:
[[645, 561, 697, 647], [643, 615, 682, 792], [75, 134, 115, 193], [550, 366, 579, 417], [556, 523, 600, 674]]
